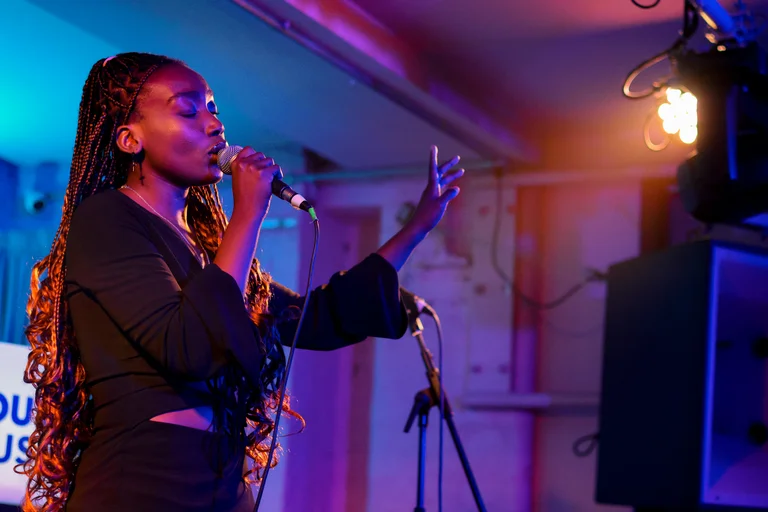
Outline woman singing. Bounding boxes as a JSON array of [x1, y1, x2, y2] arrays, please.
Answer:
[[19, 52, 463, 511]]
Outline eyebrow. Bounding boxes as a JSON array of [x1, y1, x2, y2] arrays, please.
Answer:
[[167, 90, 214, 104]]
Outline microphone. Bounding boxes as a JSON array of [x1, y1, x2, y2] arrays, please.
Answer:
[[400, 287, 434, 316], [400, 287, 435, 333], [217, 144, 313, 213]]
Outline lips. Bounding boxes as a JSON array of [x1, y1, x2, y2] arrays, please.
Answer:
[[208, 141, 227, 155]]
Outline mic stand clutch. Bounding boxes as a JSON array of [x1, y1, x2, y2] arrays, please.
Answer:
[[401, 291, 487, 512]]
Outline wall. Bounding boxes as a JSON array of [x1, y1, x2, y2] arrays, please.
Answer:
[[300, 172, 525, 512], [0, 160, 68, 346], [533, 182, 640, 512], [292, 169, 655, 512]]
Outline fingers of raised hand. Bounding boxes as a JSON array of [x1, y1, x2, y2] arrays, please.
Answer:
[[438, 155, 461, 176], [440, 186, 461, 204], [431, 155, 460, 193], [440, 168, 464, 188], [428, 145, 461, 188]]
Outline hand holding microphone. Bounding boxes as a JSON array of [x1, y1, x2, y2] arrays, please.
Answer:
[[218, 145, 312, 219]]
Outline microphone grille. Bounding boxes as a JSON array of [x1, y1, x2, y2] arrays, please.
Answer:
[[217, 145, 243, 175]]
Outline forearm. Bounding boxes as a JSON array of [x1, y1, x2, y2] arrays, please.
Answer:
[[375, 222, 426, 272], [213, 211, 262, 295]]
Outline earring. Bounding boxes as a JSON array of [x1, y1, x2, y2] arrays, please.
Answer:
[[132, 158, 145, 186]]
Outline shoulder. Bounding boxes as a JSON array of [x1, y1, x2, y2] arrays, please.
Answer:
[[73, 188, 131, 217], [69, 189, 147, 239], [66, 189, 160, 271]]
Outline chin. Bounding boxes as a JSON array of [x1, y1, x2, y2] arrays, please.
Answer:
[[200, 167, 224, 185]]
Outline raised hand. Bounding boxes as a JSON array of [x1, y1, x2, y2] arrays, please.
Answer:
[[375, 145, 465, 271], [407, 145, 464, 237]]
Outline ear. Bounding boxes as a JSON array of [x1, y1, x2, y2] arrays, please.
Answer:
[[115, 124, 143, 155]]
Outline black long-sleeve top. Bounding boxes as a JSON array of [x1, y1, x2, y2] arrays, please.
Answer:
[[64, 189, 407, 432]]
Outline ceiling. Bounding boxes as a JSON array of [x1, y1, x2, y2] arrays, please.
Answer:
[[349, 0, 733, 168], [351, 0, 685, 40], [3, 0, 766, 176], [5, 0, 484, 173]]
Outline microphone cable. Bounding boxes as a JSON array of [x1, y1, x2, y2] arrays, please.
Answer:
[[433, 308, 446, 512], [418, 301, 446, 512], [254, 208, 319, 511]]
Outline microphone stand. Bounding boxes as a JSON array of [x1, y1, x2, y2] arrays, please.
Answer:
[[402, 297, 487, 512]]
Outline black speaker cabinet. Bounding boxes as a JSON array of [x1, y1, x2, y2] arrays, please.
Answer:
[[596, 240, 768, 511]]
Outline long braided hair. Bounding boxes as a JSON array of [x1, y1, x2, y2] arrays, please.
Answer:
[[18, 52, 300, 511]]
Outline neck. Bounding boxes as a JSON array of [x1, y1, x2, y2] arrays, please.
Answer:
[[123, 171, 189, 228]]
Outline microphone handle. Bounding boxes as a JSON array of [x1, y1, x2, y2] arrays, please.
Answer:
[[272, 179, 312, 212], [216, 144, 313, 214]]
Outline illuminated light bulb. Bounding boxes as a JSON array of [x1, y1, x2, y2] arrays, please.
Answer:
[[663, 118, 680, 134], [681, 92, 697, 107], [658, 103, 673, 121], [655, 87, 698, 145], [666, 88, 682, 102], [679, 125, 697, 144]]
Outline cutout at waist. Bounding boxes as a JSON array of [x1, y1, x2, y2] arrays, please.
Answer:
[[150, 405, 214, 431]]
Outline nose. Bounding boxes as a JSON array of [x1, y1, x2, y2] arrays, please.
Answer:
[[206, 113, 224, 138]]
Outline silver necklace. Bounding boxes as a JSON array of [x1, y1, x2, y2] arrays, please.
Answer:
[[121, 185, 209, 266]]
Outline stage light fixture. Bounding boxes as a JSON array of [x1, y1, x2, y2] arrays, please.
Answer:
[[674, 42, 768, 225], [623, 0, 768, 225]]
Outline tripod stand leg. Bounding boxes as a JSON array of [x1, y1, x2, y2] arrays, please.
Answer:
[[405, 389, 433, 512], [415, 410, 428, 512]]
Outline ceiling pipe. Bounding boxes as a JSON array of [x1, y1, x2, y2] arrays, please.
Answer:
[[285, 159, 503, 183], [284, 163, 677, 185]]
